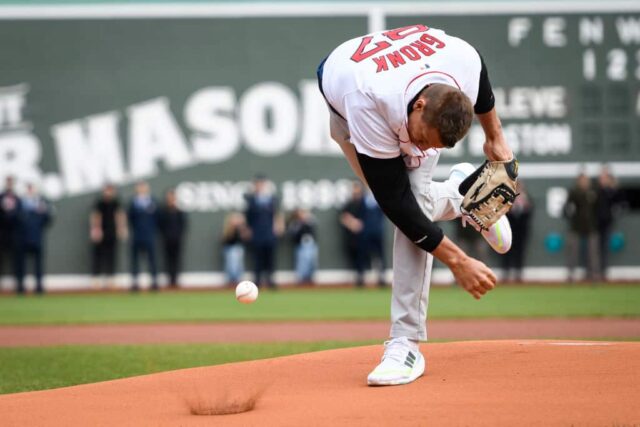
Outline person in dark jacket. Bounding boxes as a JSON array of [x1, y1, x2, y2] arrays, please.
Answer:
[[287, 208, 318, 285], [90, 184, 127, 289], [361, 191, 387, 287], [128, 181, 159, 291], [595, 167, 623, 281], [0, 176, 23, 293], [158, 189, 187, 288], [17, 183, 53, 294], [564, 173, 599, 282], [339, 181, 366, 287], [502, 181, 534, 282], [244, 174, 283, 289]]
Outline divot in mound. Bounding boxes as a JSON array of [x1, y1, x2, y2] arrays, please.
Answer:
[[185, 385, 267, 416]]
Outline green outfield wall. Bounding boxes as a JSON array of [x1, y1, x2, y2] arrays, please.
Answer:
[[0, 2, 639, 286]]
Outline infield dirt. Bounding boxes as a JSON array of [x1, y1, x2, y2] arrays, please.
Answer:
[[0, 340, 638, 426]]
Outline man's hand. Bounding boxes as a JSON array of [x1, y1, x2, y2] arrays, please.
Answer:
[[449, 256, 496, 299], [90, 227, 103, 243], [432, 235, 497, 299]]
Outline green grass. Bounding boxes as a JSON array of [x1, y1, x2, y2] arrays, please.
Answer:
[[0, 285, 639, 325], [0, 341, 372, 395]]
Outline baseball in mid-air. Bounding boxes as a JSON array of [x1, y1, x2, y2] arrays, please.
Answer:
[[235, 280, 259, 304]]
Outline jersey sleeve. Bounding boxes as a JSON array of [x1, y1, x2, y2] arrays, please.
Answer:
[[343, 92, 401, 159], [473, 54, 495, 115]]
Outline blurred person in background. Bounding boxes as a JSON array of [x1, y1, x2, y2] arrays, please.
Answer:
[[362, 191, 387, 288], [90, 184, 127, 289], [221, 212, 250, 286], [158, 189, 187, 288], [564, 173, 599, 282], [502, 181, 534, 282], [595, 167, 625, 281], [17, 183, 53, 295], [245, 174, 283, 289], [128, 181, 159, 292], [287, 208, 318, 286], [0, 176, 22, 292], [340, 181, 366, 287]]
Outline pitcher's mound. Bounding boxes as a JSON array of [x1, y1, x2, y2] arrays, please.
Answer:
[[1, 340, 638, 426]]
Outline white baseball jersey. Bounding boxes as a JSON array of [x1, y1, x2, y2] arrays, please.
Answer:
[[321, 24, 482, 161]]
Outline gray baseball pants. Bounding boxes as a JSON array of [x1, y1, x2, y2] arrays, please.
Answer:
[[391, 152, 474, 341]]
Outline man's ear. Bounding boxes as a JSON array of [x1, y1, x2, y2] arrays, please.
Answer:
[[413, 97, 426, 112]]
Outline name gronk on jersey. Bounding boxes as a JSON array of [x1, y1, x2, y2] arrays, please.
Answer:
[[321, 25, 487, 162], [349, 24, 447, 73]]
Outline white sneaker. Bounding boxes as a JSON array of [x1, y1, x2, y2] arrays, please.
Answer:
[[367, 337, 425, 386], [462, 213, 512, 255], [482, 214, 512, 254]]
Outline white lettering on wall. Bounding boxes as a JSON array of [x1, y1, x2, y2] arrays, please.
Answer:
[[127, 97, 193, 179], [185, 86, 240, 163], [579, 17, 604, 46], [616, 16, 640, 45], [469, 123, 571, 157], [508, 17, 531, 47], [0, 132, 41, 183], [583, 49, 597, 80], [240, 82, 298, 156], [297, 80, 341, 156], [0, 84, 30, 131], [547, 187, 568, 218], [493, 87, 567, 119], [607, 49, 628, 80], [543, 17, 567, 47], [52, 112, 125, 194]]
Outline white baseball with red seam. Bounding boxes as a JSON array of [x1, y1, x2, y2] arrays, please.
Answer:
[[235, 280, 259, 304]]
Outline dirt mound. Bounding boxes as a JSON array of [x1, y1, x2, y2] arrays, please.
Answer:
[[1, 340, 638, 426]]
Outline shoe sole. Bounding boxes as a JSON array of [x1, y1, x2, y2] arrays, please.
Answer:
[[367, 353, 426, 386], [482, 216, 512, 254]]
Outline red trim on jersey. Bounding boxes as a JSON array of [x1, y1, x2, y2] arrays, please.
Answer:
[[404, 70, 461, 96]]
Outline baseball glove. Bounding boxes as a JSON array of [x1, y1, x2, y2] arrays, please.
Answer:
[[458, 158, 519, 231]]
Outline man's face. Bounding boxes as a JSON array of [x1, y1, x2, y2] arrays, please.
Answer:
[[103, 185, 115, 199], [254, 179, 267, 194], [577, 175, 590, 190], [136, 182, 149, 196], [407, 98, 445, 151], [166, 191, 177, 206]]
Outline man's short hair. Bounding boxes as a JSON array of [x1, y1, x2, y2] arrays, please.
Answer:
[[421, 86, 474, 148]]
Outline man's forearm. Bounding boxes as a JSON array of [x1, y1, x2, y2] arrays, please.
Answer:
[[431, 235, 469, 271], [336, 139, 368, 185], [476, 108, 512, 161]]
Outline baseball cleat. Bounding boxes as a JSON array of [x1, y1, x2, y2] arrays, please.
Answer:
[[367, 337, 425, 386]]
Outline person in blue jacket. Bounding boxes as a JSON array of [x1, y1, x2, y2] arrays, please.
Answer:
[[128, 181, 159, 291], [244, 174, 283, 289], [17, 183, 53, 295]]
